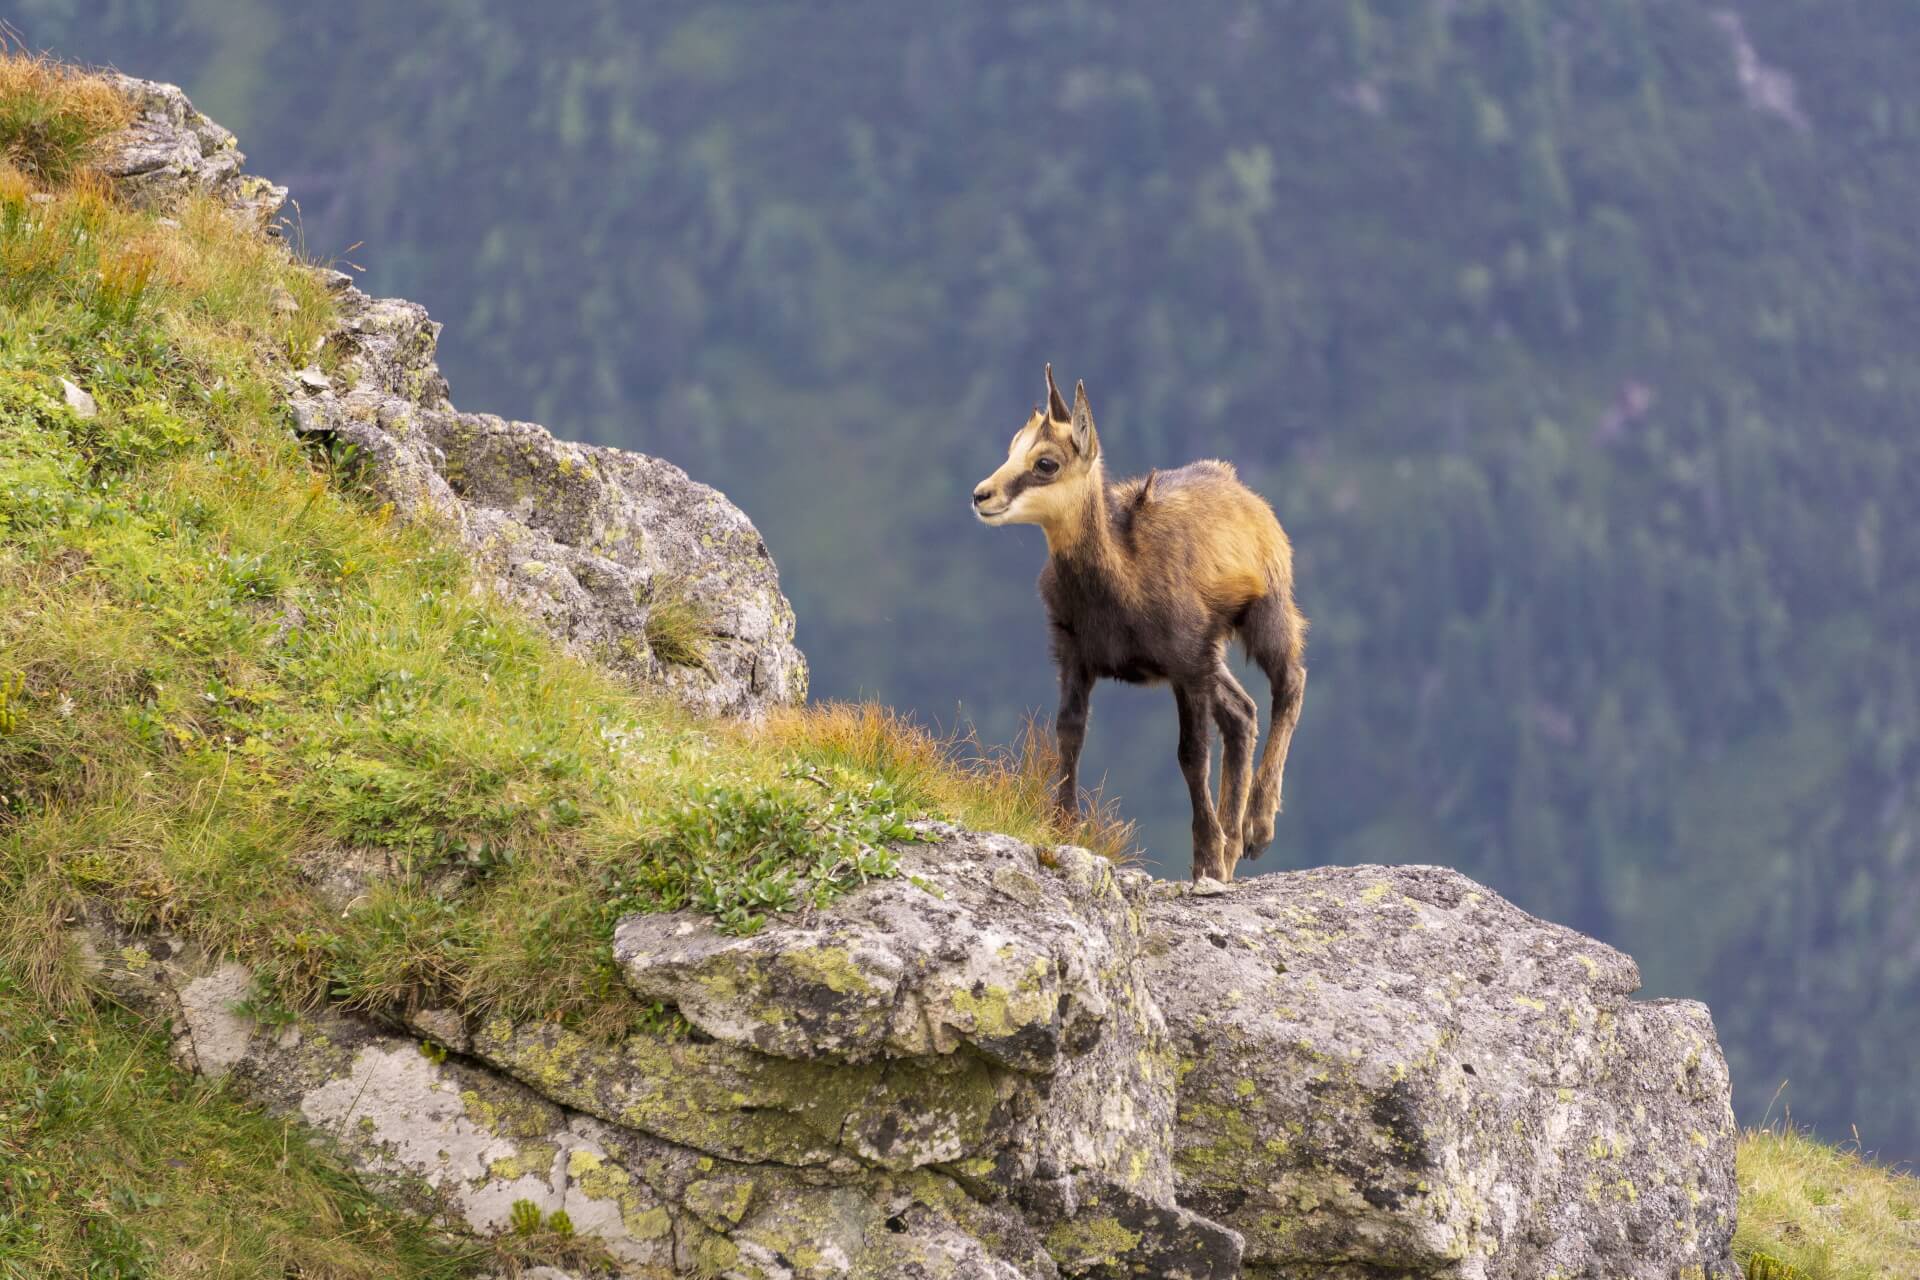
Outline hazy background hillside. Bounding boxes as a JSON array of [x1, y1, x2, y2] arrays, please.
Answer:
[[23, 0, 1920, 1161]]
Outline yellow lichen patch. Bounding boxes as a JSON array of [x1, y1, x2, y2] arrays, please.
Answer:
[[684, 1175, 755, 1226], [1045, 1215, 1142, 1269], [1174, 1100, 1262, 1189], [780, 944, 880, 997], [461, 1090, 498, 1130], [948, 963, 1054, 1044], [486, 1154, 527, 1181], [629, 1205, 672, 1239]]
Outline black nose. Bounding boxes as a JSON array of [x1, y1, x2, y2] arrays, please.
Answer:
[[972, 486, 993, 507]]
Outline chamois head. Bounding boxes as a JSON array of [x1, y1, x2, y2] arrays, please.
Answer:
[[972, 364, 1100, 529]]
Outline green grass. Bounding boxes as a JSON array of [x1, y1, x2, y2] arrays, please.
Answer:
[[0, 978, 471, 1279], [641, 575, 713, 670], [1735, 1126, 1920, 1280]]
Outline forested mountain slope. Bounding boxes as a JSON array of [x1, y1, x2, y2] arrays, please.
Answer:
[[22, 1, 1920, 1160]]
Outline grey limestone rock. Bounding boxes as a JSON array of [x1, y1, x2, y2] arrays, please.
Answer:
[[1141, 865, 1740, 1280], [72, 836, 1739, 1278], [97, 75, 285, 222]]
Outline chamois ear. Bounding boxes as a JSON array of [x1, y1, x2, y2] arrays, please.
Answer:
[[1045, 363, 1070, 424], [1070, 380, 1099, 459]]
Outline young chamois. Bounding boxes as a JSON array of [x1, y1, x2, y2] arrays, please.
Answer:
[[972, 366, 1307, 882]]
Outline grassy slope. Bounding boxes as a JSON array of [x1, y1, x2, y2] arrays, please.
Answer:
[[0, 52, 1910, 1280], [1736, 1129, 1920, 1280]]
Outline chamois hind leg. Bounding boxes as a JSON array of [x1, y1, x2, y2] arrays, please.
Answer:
[[1242, 594, 1308, 861], [1209, 660, 1259, 881], [1174, 681, 1227, 881], [1053, 661, 1094, 820]]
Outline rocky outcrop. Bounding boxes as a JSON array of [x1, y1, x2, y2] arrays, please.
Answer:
[[78, 835, 1738, 1279], [96, 76, 806, 718], [95, 75, 288, 222]]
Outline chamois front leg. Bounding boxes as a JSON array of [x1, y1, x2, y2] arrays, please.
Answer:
[[1053, 661, 1093, 821], [1174, 681, 1227, 881]]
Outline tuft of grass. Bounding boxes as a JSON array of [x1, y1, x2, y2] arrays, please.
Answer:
[[0, 45, 133, 185], [642, 575, 713, 670], [480, 1200, 607, 1278], [758, 701, 1137, 863], [1734, 1124, 1920, 1280]]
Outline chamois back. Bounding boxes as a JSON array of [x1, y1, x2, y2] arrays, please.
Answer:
[[1111, 460, 1294, 619]]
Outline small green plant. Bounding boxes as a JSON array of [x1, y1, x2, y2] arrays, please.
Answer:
[[1744, 1253, 1804, 1280], [487, 1198, 610, 1274], [0, 669, 23, 734], [642, 577, 713, 671], [508, 1198, 544, 1237], [230, 985, 300, 1032], [633, 999, 692, 1040]]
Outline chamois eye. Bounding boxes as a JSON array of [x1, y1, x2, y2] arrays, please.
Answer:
[[1034, 457, 1060, 478]]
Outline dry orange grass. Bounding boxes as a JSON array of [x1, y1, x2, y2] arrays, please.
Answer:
[[756, 700, 1138, 862], [0, 46, 133, 184]]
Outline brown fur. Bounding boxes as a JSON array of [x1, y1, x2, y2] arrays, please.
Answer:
[[974, 366, 1307, 881]]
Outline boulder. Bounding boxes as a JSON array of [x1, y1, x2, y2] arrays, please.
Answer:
[[610, 827, 1245, 1278], [1141, 865, 1740, 1279]]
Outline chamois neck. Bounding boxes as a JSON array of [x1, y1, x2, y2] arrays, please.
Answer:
[[1041, 464, 1117, 564]]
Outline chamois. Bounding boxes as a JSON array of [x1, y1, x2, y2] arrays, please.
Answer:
[[972, 366, 1307, 882]]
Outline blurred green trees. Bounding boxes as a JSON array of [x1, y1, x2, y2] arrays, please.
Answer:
[[24, 0, 1920, 1160]]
